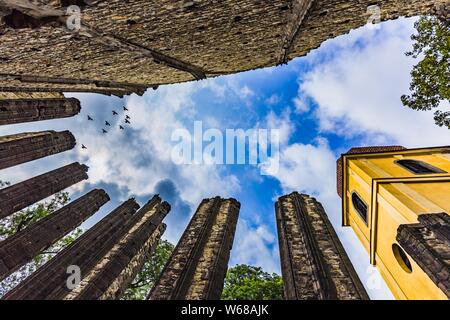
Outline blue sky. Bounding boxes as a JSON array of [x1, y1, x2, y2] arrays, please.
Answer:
[[1, 17, 450, 299]]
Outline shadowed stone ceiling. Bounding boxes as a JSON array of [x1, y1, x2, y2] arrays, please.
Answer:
[[0, 0, 444, 96]]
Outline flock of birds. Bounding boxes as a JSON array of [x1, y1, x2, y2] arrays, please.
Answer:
[[81, 106, 131, 150]]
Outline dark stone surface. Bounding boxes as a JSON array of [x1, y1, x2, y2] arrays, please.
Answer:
[[276, 192, 369, 300], [0, 189, 109, 281], [2, 199, 140, 300], [0, 162, 89, 219], [0, 98, 80, 125], [149, 197, 240, 300], [0, 130, 76, 170], [397, 213, 450, 298]]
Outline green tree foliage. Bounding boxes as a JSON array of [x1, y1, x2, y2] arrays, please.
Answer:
[[0, 180, 82, 297], [122, 239, 174, 300], [401, 16, 450, 128], [221, 264, 284, 300]]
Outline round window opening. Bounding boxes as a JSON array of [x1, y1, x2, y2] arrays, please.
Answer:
[[392, 244, 412, 273]]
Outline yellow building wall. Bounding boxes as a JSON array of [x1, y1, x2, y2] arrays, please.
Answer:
[[374, 181, 449, 300], [346, 166, 371, 252], [343, 148, 450, 300]]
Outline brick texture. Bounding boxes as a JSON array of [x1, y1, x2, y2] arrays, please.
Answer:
[[397, 213, 450, 298], [0, 130, 76, 169], [0, 189, 109, 281], [2, 199, 140, 300], [276, 192, 369, 300], [0, 98, 81, 125], [148, 197, 240, 300], [0, 162, 89, 219]]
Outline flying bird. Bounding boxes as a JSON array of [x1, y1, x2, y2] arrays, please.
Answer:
[[105, 121, 111, 126], [102, 129, 108, 134], [123, 106, 129, 111], [87, 115, 93, 121], [81, 144, 87, 149], [112, 110, 118, 116], [119, 125, 125, 130], [125, 115, 131, 119], [125, 119, 131, 124]]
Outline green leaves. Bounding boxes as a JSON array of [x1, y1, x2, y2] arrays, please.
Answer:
[[0, 181, 82, 297], [122, 239, 174, 300], [0, 189, 71, 238], [401, 16, 450, 128], [221, 264, 284, 300]]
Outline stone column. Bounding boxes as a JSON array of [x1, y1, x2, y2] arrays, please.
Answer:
[[397, 213, 450, 298], [0, 130, 76, 170], [0, 98, 81, 125], [275, 192, 369, 300], [0, 162, 89, 219], [0, 189, 110, 281], [148, 197, 240, 300], [2, 199, 140, 300], [67, 197, 170, 300]]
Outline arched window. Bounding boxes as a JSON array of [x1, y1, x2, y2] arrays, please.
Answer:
[[351, 192, 368, 224], [395, 159, 446, 174]]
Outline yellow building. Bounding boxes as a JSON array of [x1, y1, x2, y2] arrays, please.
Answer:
[[337, 146, 450, 300]]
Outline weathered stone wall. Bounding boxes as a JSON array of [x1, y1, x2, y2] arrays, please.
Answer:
[[397, 213, 450, 298], [65, 197, 170, 300], [0, 189, 109, 281], [276, 192, 369, 300], [0, 0, 443, 94], [2, 199, 140, 300], [0, 92, 64, 99], [149, 197, 240, 300], [0, 130, 76, 169], [0, 162, 89, 219], [0, 82, 139, 97], [98, 223, 166, 300], [0, 98, 81, 125], [289, 0, 443, 60], [185, 199, 240, 299]]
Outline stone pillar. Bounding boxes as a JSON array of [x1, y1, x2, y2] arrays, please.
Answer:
[[397, 213, 450, 298], [2, 199, 140, 300], [0, 98, 81, 125], [0, 189, 110, 281], [0, 162, 89, 219], [66, 197, 170, 300], [0, 130, 76, 170], [149, 197, 240, 300], [275, 192, 369, 300]]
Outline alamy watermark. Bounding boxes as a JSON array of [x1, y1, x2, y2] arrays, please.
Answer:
[[171, 121, 280, 175], [66, 265, 81, 290], [366, 5, 381, 30], [66, 5, 82, 31]]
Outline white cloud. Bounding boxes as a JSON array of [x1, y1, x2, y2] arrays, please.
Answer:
[[0, 82, 241, 244], [239, 86, 255, 99], [265, 94, 281, 106], [230, 219, 280, 273], [293, 96, 310, 114], [299, 18, 450, 147], [72, 83, 241, 207], [272, 138, 337, 207], [264, 109, 294, 147]]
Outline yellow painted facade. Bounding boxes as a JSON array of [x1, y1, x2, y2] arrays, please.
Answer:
[[340, 146, 450, 300]]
